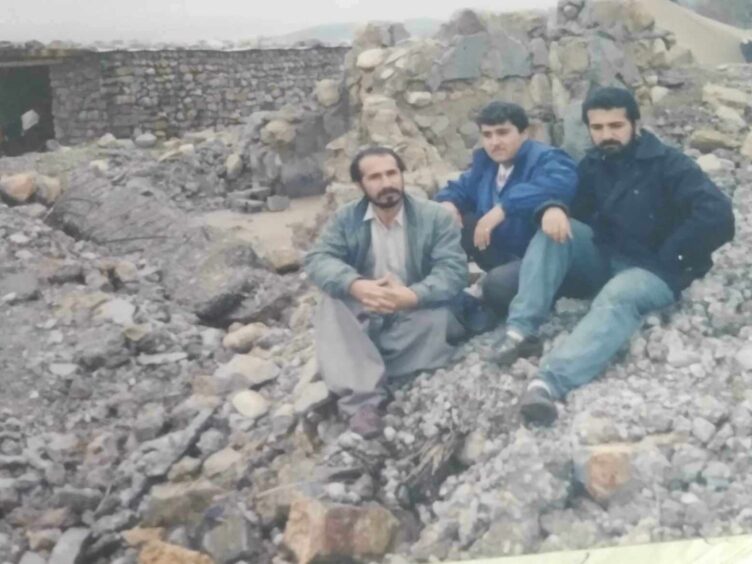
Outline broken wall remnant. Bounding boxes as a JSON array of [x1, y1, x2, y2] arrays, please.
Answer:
[[323, 0, 695, 195], [1, 44, 348, 146]]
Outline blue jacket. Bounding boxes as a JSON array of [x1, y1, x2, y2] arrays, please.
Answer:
[[304, 195, 468, 307], [572, 129, 734, 295], [434, 140, 578, 258]]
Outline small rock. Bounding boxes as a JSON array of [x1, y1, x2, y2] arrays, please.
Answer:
[[214, 354, 280, 391], [357, 48, 387, 70], [260, 120, 295, 146], [0, 173, 36, 205], [48, 527, 89, 564], [697, 154, 723, 173], [405, 91, 433, 107], [222, 323, 268, 353], [135, 133, 158, 148], [691, 417, 716, 444], [94, 298, 136, 325], [735, 346, 752, 370], [19, 553, 46, 564], [231, 390, 269, 419], [97, 133, 117, 147], [122, 527, 164, 548], [35, 175, 63, 205], [266, 195, 291, 212], [225, 153, 243, 180], [293, 382, 330, 414], [265, 246, 301, 273], [315, 79, 341, 107], [202, 448, 244, 487], [138, 541, 213, 564], [142, 480, 224, 527], [573, 444, 635, 504], [137, 352, 189, 366]]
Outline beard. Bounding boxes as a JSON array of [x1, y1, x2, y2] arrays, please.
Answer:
[[368, 187, 403, 209], [596, 130, 637, 156], [598, 140, 626, 154]]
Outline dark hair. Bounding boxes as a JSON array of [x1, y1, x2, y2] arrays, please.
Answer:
[[349, 146, 406, 183], [475, 101, 529, 132], [581, 87, 641, 125]]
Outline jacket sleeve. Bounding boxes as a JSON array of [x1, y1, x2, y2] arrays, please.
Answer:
[[502, 149, 578, 221], [303, 210, 362, 299], [569, 160, 598, 223], [434, 167, 478, 215], [409, 209, 468, 306], [657, 152, 735, 272]]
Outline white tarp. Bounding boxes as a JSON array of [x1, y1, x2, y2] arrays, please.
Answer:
[[453, 535, 752, 564]]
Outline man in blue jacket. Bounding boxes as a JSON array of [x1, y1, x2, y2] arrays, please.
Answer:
[[305, 146, 467, 438], [435, 101, 578, 319], [493, 87, 735, 426]]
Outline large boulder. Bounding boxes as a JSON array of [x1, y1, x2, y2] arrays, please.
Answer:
[[48, 167, 294, 326]]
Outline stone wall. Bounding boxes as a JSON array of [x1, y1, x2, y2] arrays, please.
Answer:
[[49, 46, 347, 144], [324, 0, 696, 193], [49, 54, 107, 144]]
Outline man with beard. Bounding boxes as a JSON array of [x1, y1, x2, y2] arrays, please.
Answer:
[[305, 146, 467, 437], [491, 87, 735, 425]]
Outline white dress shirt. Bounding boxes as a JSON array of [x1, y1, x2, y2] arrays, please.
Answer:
[[364, 203, 408, 284], [496, 164, 514, 194]]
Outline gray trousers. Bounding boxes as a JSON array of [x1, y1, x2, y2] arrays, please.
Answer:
[[315, 295, 462, 416]]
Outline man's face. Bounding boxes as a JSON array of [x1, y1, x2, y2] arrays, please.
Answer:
[[480, 122, 528, 165], [586, 108, 636, 155], [357, 154, 405, 209]]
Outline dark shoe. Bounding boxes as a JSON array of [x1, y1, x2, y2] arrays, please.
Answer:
[[348, 405, 383, 439], [491, 332, 543, 366], [448, 291, 499, 338], [519, 383, 557, 426]]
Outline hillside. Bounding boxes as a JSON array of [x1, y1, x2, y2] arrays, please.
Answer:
[[639, 0, 750, 64]]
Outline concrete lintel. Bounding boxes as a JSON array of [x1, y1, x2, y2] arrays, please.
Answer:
[[0, 59, 66, 68]]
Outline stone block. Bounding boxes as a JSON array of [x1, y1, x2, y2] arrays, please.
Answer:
[[231, 390, 269, 420], [284, 497, 398, 564], [142, 480, 224, 527], [0, 173, 37, 205], [222, 323, 268, 353], [703, 84, 750, 111], [138, 541, 213, 564], [214, 354, 280, 392], [689, 129, 740, 153]]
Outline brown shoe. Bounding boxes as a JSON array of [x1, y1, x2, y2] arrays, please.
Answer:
[[348, 405, 383, 439]]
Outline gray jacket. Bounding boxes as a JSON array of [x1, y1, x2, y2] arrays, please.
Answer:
[[304, 195, 468, 307]]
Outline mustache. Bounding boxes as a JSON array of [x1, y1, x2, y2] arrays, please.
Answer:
[[370, 187, 403, 208], [377, 186, 400, 194]]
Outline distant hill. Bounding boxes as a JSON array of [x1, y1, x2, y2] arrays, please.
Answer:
[[270, 18, 441, 46]]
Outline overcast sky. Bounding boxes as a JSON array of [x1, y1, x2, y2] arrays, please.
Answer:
[[0, 0, 558, 43]]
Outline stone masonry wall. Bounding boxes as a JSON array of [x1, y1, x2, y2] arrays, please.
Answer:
[[49, 54, 107, 144], [49, 46, 347, 144]]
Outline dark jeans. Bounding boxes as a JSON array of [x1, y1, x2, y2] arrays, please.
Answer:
[[461, 214, 521, 316]]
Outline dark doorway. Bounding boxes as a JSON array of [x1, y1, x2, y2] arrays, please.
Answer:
[[0, 65, 55, 156]]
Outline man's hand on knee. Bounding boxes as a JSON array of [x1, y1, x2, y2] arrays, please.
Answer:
[[474, 205, 505, 250], [541, 207, 572, 243]]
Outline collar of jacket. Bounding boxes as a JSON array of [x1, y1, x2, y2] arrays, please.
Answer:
[[584, 128, 667, 162], [472, 138, 534, 168], [352, 193, 421, 284]]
